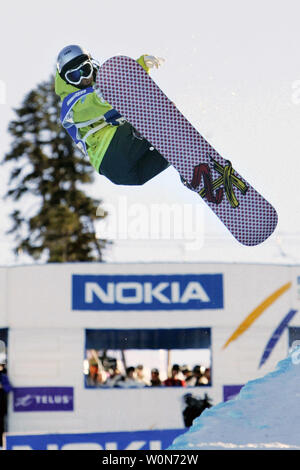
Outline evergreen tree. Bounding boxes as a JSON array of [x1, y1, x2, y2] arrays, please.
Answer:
[[3, 76, 109, 262]]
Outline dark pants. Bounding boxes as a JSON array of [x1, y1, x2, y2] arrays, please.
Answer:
[[0, 415, 4, 447], [0, 390, 7, 448], [99, 123, 170, 185]]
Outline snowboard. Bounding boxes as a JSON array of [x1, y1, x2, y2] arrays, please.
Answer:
[[96, 56, 278, 246]]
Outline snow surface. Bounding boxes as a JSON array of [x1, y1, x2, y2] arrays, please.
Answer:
[[169, 346, 300, 450]]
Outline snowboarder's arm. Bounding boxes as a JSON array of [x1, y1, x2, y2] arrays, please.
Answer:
[[137, 55, 165, 73]]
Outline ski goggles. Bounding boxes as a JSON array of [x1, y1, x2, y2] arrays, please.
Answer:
[[65, 60, 93, 86]]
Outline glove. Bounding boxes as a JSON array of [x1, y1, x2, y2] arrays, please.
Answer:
[[143, 55, 165, 69]]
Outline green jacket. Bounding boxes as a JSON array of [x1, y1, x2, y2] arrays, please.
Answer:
[[55, 55, 150, 172]]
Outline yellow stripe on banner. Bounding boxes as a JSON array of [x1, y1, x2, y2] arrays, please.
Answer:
[[222, 282, 292, 349]]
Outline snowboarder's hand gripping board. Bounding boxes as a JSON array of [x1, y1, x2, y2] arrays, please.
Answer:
[[96, 56, 278, 246]]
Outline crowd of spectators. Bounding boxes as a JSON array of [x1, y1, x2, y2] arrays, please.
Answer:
[[85, 361, 211, 389]]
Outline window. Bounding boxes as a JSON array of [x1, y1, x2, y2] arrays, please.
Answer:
[[84, 328, 212, 389]]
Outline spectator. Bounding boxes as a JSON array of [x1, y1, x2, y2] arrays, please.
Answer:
[[136, 364, 150, 386], [118, 367, 145, 388], [188, 365, 210, 386], [163, 364, 186, 387], [181, 365, 194, 385], [196, 366, 210, 385], [203, 367, 211, 385], [86, 363, 106, 387], [102, 366, 124, 388], [150, 368, 162, 387], [0, 364, 12, 448]]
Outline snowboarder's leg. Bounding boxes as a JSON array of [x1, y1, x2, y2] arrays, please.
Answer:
[[135, 147, 170, 185], [99, 122, 169, 185]]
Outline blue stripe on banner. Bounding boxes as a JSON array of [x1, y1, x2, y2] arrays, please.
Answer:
[[259, 309, 298, 368]]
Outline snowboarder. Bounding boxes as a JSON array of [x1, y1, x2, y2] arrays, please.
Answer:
[[55, 45, 170, 186]]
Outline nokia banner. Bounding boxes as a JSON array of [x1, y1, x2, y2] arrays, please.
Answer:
[[5, 429, 184, 450], [72, 273, 223, 311]]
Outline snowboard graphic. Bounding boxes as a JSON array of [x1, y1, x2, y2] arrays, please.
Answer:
[[96, 56, 278, 246]]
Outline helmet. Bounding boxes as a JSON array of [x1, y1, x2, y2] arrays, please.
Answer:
[[57, 45, 91, 78]]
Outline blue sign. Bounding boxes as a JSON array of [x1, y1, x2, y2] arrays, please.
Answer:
[[13, 387, 74, 412], [72, 274, 224, 311], [223, 385, 244, 402], [5, 429, 184, 450]]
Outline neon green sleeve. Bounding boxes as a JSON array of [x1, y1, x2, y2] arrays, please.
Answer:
[[137, 55, 151, 74], [72, 93, 112, 123]]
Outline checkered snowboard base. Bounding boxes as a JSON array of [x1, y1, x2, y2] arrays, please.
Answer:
[[96, 56, 278, 246]]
